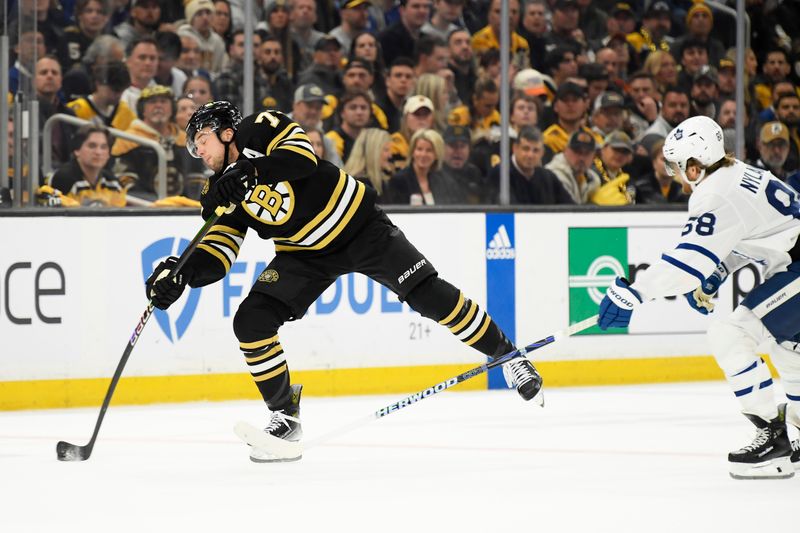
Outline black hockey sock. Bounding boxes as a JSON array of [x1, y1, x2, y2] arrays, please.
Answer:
[[406, 276, 515, 359]]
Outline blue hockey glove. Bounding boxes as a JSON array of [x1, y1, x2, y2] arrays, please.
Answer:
[[598, 277, 643, 330], [145, 257, 188, 310], [684, 264, 728, 315]]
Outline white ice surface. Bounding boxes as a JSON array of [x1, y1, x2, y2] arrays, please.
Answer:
[[2, 382, 798, 533]]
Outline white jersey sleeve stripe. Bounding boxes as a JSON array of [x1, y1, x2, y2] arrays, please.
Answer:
[[675, 242, 720, 266], [661, 253, 706, 284]]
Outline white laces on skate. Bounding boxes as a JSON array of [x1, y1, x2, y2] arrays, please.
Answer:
[[735, 427, 770, 453], [791, 439, 800, 453], [264, 411, 300, 434], [505, 358, 534, 386]]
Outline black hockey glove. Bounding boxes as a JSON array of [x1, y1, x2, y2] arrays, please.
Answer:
[[208, 159, 255, 208], [145, 256, 189, 310]]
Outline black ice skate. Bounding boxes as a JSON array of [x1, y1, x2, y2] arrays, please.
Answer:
[[502, 357, 544, 405], [728, 409, 794, 479], [250, 384, 303, 463]]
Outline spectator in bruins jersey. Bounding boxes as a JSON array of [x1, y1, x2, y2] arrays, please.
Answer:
[[48, 125, 127, 207], [57, 0, 111, 72], [447, 77, 501, 145], [325, 90, 374, 162], [387, 128, 467, 204], [343, 128, 394, 203], [471, 0, 529, 68], [68, 61, 135, 131], [589, 130, 634, 206], [112, 85, 199, 201], [542, 81, 602, 155], [390, 95, 436, 172], [147, 102, 543, 460], [626, 1, 672, 63]]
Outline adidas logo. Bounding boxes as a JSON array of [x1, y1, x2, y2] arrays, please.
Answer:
[[486, 224, 515, 260]]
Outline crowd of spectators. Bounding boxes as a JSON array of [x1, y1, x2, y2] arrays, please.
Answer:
[[2, 0, 800, 208]]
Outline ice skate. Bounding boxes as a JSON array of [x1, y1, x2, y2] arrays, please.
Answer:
[[250, 384, 303, 463], [502, 357, 544, 405], [728, 409, 793, 479]]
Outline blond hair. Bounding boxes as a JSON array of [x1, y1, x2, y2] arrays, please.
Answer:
[[413, 74, 448, 131], [343, 128, 392, 195], [643, 50, 675, 89], [409, 128, 444, 171]]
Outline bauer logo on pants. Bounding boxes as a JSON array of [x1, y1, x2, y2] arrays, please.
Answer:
[[141, 238, 202, 343], [568, 227, 628, 335]]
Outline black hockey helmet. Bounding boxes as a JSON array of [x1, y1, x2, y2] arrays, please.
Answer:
[[186, 100, 243, 159]]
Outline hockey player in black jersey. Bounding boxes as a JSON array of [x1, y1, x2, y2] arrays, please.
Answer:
[[146, 101, 542, 462]]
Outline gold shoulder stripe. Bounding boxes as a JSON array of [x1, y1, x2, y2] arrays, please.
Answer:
[[267, 123, 298, 155], [276, 144, 318, 162]]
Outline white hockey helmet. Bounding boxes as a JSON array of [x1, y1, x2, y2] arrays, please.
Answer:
[[662, 115, 726, 190]]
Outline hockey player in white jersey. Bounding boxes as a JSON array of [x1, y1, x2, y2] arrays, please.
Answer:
[[596, 116, 800, 479]]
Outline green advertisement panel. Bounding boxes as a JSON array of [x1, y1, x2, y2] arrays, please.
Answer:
[[568, 228, 628, 335]]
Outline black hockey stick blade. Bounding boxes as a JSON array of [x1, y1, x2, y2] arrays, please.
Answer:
[[56, 440, 91, 462]]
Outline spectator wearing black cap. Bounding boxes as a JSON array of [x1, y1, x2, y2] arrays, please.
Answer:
[[297, 35, 345, 97], [67, 61, 135, 131], [675, 38, 710, 91], [489, 126, 574, 204], [590, 91, 626, 137], [114, 0, 161, 50], [545, 0, 583, 53], [631, 137, 689, 204], [689, 65, 719, 119], [626, 1, 673, 63], [379, 0, 432, 67], [471, 0, 530, 68], [330, 0, 371, 56], [672, 1, 725, 66], [542, 81, 602, 155], [439, 125, 491, 204], [590, 130, 634, 205], [545, 129, 600, 204], [643, 85, 690, 138], [716, 58, 737, 101]]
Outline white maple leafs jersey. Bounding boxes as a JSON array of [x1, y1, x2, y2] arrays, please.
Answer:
[[633, 160, 800, 300]]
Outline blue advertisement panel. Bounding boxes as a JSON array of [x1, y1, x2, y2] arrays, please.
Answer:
[[485, 213, 516, 389]]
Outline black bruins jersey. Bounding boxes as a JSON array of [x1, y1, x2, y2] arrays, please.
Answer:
[[188, 110, 377, 286]]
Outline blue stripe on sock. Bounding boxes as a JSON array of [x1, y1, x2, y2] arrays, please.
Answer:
[[759, 378, 774, 389], [675, 243, 721, 266], [787, 393, 800, 401], [661, 254, 705, 285], [733, 361, 758, 376], [734, 386, 754, 397]]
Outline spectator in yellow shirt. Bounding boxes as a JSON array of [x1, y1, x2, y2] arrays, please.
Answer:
[[471, 0, 529, 68]]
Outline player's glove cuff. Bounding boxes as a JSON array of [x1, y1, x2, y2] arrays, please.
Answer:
[[598, 277, 642, 330]]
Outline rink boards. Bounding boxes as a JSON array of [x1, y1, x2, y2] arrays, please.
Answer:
[[0, 209, 765, 409]]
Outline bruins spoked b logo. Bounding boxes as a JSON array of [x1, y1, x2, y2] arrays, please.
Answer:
[[258, 269, 280, 283], [244, 182, 294, 224]]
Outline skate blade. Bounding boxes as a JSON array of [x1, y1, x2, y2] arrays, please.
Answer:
[[234, 421, 303, 462], [729, 457, 794, 480]]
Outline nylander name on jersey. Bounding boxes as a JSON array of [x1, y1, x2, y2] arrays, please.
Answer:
[[188, 110, 377, 286], [632, 160, 800, 301]]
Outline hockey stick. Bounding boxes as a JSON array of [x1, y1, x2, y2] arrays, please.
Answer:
[[56, 205, 229, 462], [234, 314, 599, 460]]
